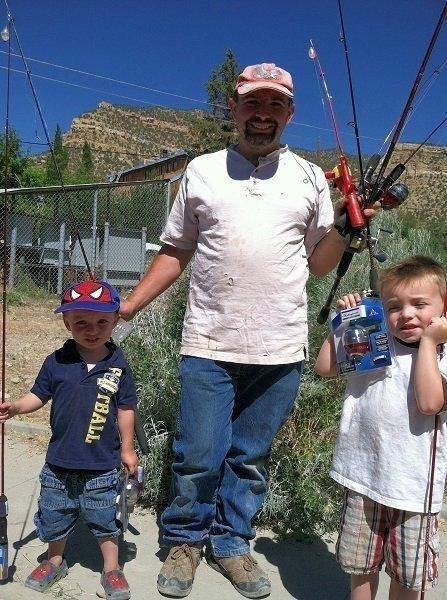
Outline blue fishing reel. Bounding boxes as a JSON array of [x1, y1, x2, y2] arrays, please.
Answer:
[[331, 296, 394, 376]]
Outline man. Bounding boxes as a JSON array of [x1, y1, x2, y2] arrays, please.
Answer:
[[120, 63, 378, 598]]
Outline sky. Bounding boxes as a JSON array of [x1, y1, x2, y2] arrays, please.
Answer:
[[0, 0, 446, 158]]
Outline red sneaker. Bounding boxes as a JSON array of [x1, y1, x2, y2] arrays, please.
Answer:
[[99, 569, 131, 600], [24, 559, 68, 592]]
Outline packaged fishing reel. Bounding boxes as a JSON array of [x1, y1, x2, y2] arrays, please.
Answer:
[[331, 296, 394, 377], [116, 466, 145, 532]]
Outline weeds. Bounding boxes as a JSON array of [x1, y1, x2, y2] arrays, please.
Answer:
[[126, 212, 446, 537]]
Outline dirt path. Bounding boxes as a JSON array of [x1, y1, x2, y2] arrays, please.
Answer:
[[4, 298, 67, 424]]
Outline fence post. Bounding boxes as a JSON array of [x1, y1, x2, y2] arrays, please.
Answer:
[[91, 190, 98, 271], [103, 221, 109, 280], [7, 226, 17, 290], [140, 227, 147, 278], [165, 181, 171, 223], [57, 222, 66, 295]]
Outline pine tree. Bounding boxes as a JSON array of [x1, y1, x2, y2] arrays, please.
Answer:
[[77, 140, 95, 182], [206, 48, 239, 119], [0, 129, 28, 188], [45, 124, 69, 184], [190, 49, 239, 157]]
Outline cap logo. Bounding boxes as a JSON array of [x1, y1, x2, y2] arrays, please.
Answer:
[[255, 64, 278, 80], [55, 279, 120, 314], [63, 280, 112, 305]]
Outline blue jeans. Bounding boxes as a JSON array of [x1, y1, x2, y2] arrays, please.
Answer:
[[161, 357, 303, 557], [34, 463, 120, 542]]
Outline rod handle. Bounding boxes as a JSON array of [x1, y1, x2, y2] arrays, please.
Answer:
[[134, 408, 150, 456]]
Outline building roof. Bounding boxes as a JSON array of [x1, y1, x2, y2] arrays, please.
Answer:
[[109, 149, 187, 182]]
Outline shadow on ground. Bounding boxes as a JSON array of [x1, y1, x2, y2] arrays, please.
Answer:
[[56, 520, 139, 573], [254, 535, 350, 600]]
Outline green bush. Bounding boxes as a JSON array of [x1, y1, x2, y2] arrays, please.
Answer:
[[123, 274, 188, 508], [126, 212, 446, 536]]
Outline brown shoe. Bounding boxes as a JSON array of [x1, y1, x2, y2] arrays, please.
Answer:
[[206, 551, 271, 598], [157, 544, 202, 598]]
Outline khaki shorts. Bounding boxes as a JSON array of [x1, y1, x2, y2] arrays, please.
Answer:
[[336, 489, 440, 590]]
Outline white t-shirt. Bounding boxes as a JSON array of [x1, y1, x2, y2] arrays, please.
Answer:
[[160, 145, 334, 365], [331, 340, 447, 513]]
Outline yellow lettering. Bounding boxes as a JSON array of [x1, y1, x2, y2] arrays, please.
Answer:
[[90, 411, 106, 425], [94, 401, 110, 415], [109, 367, 122, 376], [85, 433, 101, 443], [97, 393, 111, 402]]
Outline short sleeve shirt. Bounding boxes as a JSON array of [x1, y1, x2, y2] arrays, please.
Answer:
[[330, 341, 447, 513], [161, 145, 334, 364], [31, 339, 138, 471]]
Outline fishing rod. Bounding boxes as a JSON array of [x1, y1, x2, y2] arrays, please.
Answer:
[[401, 114, 447, 166], [1, 3, 149, 457], [367, 2, 447, 206], [309, 38, 402, 323], [315, 1, 447, 323], [420, 288, 447, 599], [3, 0, 64, 188], [0, 11, 11, 582], [377, 56, 447, 156]]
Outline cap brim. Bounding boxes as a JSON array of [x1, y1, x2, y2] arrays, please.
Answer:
[[54, 301, 120, 314], [236, 81, 293, 98]]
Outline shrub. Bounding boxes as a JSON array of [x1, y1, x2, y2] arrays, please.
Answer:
[[126, 212, 446, 536]]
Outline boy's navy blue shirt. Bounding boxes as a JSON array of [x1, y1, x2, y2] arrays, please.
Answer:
[[31, 339, 137, 471]]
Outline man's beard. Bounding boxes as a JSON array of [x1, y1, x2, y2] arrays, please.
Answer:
[[244, 123, 277, 147]]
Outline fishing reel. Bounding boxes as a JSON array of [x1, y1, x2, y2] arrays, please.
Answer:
[[343, 324, 370, 361], [331, 295, 395, 377], [326, 155, 410, 236], [362, 155, 410, 210]]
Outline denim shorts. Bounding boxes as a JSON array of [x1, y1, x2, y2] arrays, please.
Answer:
[[34, 463, 120, 542]]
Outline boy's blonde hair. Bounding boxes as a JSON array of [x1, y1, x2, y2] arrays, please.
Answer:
[[379, 255, 446, 298]]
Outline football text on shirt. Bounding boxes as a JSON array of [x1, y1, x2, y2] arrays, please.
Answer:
[[85, 367, 122, 444]]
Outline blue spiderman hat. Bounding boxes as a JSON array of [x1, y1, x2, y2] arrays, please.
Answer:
[[54, 279, 120, 314]]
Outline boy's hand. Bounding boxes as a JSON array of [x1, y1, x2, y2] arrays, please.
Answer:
[[121, 449, 138, 475], [0, 402, 19, 423], [337, 292, 363, 311], [421, 316, 447, 345]]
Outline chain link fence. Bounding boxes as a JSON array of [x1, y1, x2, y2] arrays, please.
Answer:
[[1, 178, 176, 294]]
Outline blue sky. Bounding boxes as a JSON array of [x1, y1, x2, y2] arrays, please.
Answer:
[[1, 0, 446, 157]]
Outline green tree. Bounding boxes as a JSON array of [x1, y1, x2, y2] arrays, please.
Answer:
[[76, 140, 95, 183], [206, 48, 239, 119], [0, 129, 28, 188], [189, 49, 239, 157], [45, 124, 69, 184], [21, 164, 47, 188]]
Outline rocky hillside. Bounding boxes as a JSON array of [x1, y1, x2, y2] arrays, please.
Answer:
[[33, 102, 446, 235], [389, 143, 447, 230], [57, 101, 203, 177]]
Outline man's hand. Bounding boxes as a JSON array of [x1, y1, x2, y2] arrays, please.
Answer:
[[0, 402, 19, 423], [421, 316, 447, 346], [334, 199, 382, 223], [119, 299, 137, 322], [121, 449, 139, 475], [362, 199, 382, 220]]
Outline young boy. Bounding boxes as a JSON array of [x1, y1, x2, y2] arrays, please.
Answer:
[[0, 279, 138, 599], [315, 256, 447, 600]]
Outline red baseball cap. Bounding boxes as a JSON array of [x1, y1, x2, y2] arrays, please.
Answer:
[[235, 63, 294, 98], [54, 279, 120, 314]]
